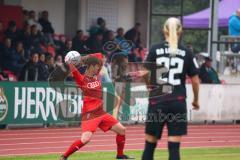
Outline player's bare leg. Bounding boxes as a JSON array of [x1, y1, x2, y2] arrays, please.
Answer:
[[113, 95, 121, 118], [59, 132, 93, 160], [113, 82, 126, 119], [111, 123, 135, 159]]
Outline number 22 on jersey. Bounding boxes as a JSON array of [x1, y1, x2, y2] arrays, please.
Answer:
[[156, 57, 184, 85]]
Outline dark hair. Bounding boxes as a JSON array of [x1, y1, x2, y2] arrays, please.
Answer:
[[30, 52, 39, 57], [8, 21, 16, 28], [42, 10, 48, 14], [23, 10, 28, 15], [76, 30, 83, 34], [205, 57, 212, 61], [117, 27, 124, 32], [55, 54, 62, 61], [31, 24, 37, 29], [45, 54, 53, 62], [97, 17, 105, 25], [111, 52, 128, 64], [85, 57, 101, 68], [39, 52, 45, 57], [16, 41, 23, 46], [29, 10, 35, 15], [135, 22, 141, 26]]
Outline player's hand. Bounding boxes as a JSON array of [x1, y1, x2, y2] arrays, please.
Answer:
[[192, 100, 200, 110], [67, 63, 76, 71]]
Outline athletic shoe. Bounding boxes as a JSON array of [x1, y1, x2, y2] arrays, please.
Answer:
[[59, 155, 67, 160], [116, 154, 135, 159]]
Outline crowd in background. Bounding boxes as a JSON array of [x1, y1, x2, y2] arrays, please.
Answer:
[[0, 8, 229, 84], [0, 10, 144, 82]]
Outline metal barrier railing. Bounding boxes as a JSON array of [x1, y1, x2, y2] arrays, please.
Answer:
[[218, 36, 240, 75]]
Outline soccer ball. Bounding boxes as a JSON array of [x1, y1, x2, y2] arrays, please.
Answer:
[[64, 51, 81, 65]]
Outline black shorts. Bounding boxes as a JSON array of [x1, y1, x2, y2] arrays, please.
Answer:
[[145, 100, 187, 139]]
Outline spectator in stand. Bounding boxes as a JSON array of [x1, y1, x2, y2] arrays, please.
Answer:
[[38, 10, 55, 44], [4, 21, 19, 45], [134, 48, 143, 62], [54, 54, 67, 73], [100, 54, 112, 83], [45, 54, 55, 73], [199, 57, 221, 84], [57, 34, 67, 54], [86, 30, 104, 53], [103, 30, 115, 44], [124, 22, 142, 49], [61, 40, 73, 57], [2, 39, 24, 74], [0, 21, 5, 44], [22, 10, 29, 25], [53, 34, 62, 53], [38, 11, 54, 34], [55, 54, 63, 67], [19, 23, 32, 59], [98, 17, 108, 34], [72, 30, 87, 53], [0, 21, 4, 57], [124, 23, 142, 62], [44, 42, 56, 58], [39, 52, 46, 62], [15, 41, 27, 64], [2, 38, 13, 68], [115, 27, 134, 56], [105, 30, 125, 61], [19, 52, 39, 81], [0, 38, 11, 68], [186, 43, 195, 54], [229, 8, 240, 53], [28, 10, 42, 31], [128, 50, 137, 62], [30, 24, 44, 53], [0, 67, 9, 81], [38, 53, 49, 81], [115, 27, 125, 42], [88, 17, 108, 36]]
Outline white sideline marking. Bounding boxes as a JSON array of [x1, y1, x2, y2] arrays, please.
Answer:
[[1, 129, 240, 137], [0, 146, 240, 157], [1, 140, 240, 152], [1, 135, 240, 146], [1, 131, 240, 141]]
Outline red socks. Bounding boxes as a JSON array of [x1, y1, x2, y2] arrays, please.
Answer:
[[64, 135, 125, 158], [63, 139, 84, 158], [116, 134, 125, 156]]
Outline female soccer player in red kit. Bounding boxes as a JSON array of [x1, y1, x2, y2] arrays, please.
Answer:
[[60, 53, 134, 160]]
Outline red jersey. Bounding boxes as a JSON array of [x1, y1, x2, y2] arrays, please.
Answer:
[[71, 53, 103, 113]]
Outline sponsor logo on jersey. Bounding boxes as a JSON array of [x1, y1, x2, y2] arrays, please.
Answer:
[[0, 88, 8, 122], [87, 81, 100, 88]]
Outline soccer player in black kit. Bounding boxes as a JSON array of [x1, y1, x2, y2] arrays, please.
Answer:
[[142, 17, 200, 160]]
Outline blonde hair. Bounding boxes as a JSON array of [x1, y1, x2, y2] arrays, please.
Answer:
[[163, 17, 182, 55]]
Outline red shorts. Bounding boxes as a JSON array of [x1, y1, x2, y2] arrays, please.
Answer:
[[81, 113, 119, 132]]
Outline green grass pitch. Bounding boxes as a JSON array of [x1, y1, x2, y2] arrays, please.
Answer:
[[0, 148, 240, 160]]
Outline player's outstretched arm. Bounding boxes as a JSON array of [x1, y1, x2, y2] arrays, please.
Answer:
[[68, 63, 84, 87], [191, 75, 200, 110]]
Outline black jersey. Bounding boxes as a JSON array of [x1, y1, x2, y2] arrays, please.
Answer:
[[146, 42, 199, 102]]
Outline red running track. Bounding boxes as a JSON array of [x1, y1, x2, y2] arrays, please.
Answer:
[[0, 125, 240, 156]]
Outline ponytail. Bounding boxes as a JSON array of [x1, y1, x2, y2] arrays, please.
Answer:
[[163, 17, 182, 55]]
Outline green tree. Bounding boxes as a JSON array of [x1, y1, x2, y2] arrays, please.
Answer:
[[150, 0, 218, 53]]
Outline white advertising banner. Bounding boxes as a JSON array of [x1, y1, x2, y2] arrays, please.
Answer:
[[129, 84, 240, 122]]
